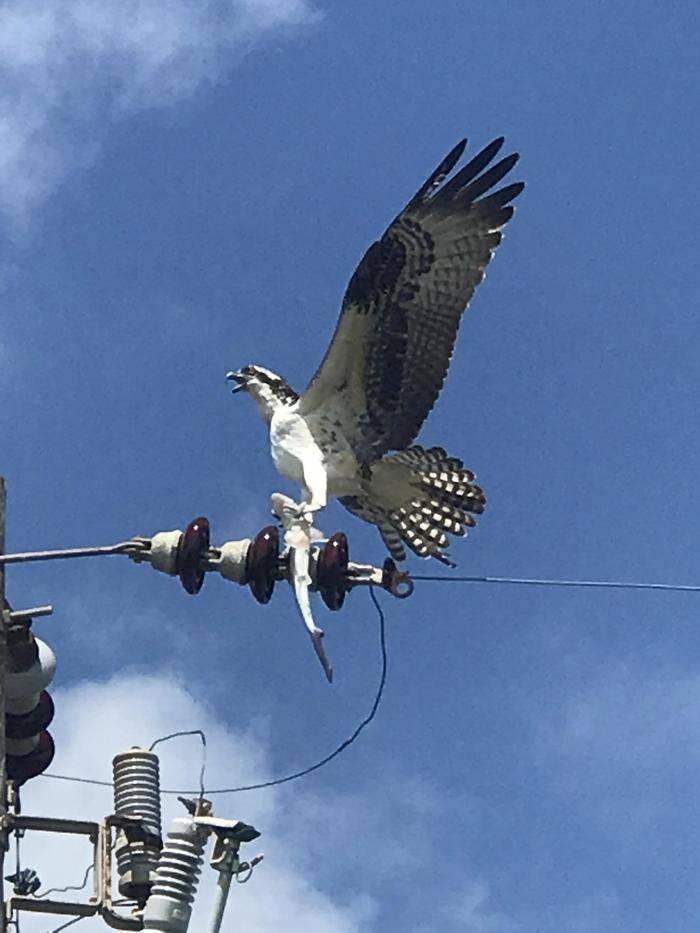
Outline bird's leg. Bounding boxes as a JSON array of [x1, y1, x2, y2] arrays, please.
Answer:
[[300, 457, 328, 517]]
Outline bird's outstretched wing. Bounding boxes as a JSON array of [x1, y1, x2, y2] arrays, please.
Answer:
[[298, 137, 524, 462]]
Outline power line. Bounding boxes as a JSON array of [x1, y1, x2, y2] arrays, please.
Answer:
[[40, 588, 388, 796], [411, 573, 700, 593], [38, 775, 112, 790], [149, 730, 207, 800]]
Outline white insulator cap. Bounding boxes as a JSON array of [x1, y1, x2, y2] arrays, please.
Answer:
[[6, 638, 56, 715], [209, 539, 251, 584], [149, 531, 183, 576]]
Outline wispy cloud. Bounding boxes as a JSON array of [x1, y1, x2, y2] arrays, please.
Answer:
[[287, 770, 469, 884], [0, 0, 319, 234]]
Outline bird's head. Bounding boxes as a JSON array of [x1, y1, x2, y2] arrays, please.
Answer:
[[226, 364, 299, 422]]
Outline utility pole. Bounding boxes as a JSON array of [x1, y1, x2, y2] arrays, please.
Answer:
[[1, 476, 7, 933]]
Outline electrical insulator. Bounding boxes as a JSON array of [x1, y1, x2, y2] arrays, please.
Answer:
[[113, 747, 163, 904], [245, 525, 279, 604], [317, 532, 350, 610], [177, 517, 210, 594], [142, 816, 208, 933], [5, 626, 56, 783]]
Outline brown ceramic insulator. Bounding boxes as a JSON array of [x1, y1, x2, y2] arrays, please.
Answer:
[[177, 516, 210, 594], [318, 533, 349, 611], [7, 731, 55, 784], [246, 526, 279, 604], [5, 690, 55, 739]]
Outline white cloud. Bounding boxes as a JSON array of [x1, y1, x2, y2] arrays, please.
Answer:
[[287, 770, 470, 885], [0, 0, 319, 233], [14, 673, 370, 933]]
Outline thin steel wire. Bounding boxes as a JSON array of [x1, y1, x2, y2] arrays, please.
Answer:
[[149, 730, 207, 800], [411, 573, 700, 592]]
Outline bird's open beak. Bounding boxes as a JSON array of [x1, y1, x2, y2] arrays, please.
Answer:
[[226, 370, 245, 394]]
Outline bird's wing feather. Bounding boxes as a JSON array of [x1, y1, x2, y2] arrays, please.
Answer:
[[298, 137, 524, 461]]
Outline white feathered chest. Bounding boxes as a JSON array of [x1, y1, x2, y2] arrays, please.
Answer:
[[270, 403, 360, 495]]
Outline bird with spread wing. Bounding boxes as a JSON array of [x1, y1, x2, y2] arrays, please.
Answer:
[[228, 136, 524, 565]]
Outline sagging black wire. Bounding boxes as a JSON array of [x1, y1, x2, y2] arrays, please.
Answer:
[[40, 588, 388, 795], [202, 586, 388, 796]]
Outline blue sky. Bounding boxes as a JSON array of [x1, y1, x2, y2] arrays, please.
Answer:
[[2, 0, 700, 930]]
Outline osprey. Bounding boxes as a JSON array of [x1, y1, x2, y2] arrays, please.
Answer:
[[228, 136, 524, 565]]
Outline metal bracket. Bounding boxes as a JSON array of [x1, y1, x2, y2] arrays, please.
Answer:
[[4, 814, 143, 931], [1, 604, 54, 625], [194, 815, 263, 933]]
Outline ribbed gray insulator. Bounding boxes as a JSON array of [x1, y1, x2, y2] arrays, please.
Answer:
[[113, 747, 162, 902], [143, 816, 208, 933]]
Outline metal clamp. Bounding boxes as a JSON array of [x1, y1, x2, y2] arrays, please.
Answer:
[[196, 816, 263, 933]]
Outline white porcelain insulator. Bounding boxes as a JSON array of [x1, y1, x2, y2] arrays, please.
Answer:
[[113, 747, 163, 902], [6, 638, 56, 715], [142, 816, 208, 933], [149, 531, 183, 575], [210, 539, 251, 583]]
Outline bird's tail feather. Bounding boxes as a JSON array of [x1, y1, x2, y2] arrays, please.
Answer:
[[340, 445, 485, 565]]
